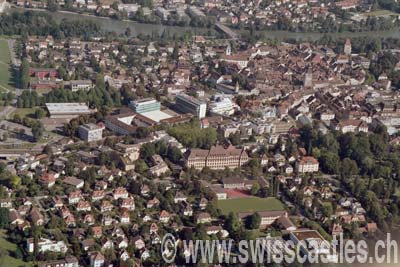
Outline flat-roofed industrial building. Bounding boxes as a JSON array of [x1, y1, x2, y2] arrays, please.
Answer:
[[45, 103, 96, 119]]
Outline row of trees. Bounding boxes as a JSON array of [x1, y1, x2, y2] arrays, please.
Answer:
[[0, 92, 14, 106], [241, 10, 399, 34], [0, 12, 102, 38]]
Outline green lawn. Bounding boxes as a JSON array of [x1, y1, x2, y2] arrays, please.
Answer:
[[322, 201, 333, 209], [218, 197, 284, 215], [11, 108, 38, 118], [0, 39, 13, 91], [0, 230, 29, 267]]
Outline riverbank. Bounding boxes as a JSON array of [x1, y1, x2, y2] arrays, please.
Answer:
[[10, 7, 400, 41], [11, 7, 217, 38]]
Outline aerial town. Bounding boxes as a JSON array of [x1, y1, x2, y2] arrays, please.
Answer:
[[1, 0, 400, 267]]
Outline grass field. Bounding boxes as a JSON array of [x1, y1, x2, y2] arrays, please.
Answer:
[[218, 197, 284, 215], [0, 39, 13, 91], [0, 230, 29, 267]]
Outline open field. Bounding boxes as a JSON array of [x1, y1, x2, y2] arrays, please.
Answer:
[[0, 230, 29, 267], [0, 39, 13, 91], [218, 197, 284, 215]]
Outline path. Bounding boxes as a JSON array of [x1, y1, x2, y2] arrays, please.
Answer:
[[0, 106, 15, 119], [7, 39, 20, 67]]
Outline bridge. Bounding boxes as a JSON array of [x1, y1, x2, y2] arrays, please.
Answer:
[[215, 23, 240, 40]]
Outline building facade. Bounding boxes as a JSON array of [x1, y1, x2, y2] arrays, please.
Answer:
[[129, 98, 161, 114], [175, 94, 207, 119], [296, 156, 319, 173], [69, 80, 93, 92], [78, 123, 104, 142], [38, 256, 79, 267], [186, 145, 249, 170], [27, 238, 68, 253]]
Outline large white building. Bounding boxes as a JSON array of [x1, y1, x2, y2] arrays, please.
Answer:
[[38, 256, 79, 267], [238, 211, 288, 229], [105, 112, 137, 135], [209, 98, 238, 116], [290, 229, 338, 263], [78, 123, 104, 142], [118, 3, 140, 16], [27, 238, 68, 253], [129, 98, 161, 114], [69, 80, 93, 92], [45, 103, 95, 119], [175, 94, 207, 119], [186, 145, 249, 170]]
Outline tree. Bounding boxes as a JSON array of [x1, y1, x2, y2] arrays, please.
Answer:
[[0, 208, 9, 228], [140, 143, 156, 161], [225, 212, 241, 233], [171, 44, 179, 60], [20, 59, 30, 89], [229, 132, 241, 146], [167, 147, 182, 164], [246, 213, 261, 229], [250, 183, 260, 196], [167, 120, 217, 149], [135, 159, 148, 174], [9, 175, 21, 189], [32, 121, 44, 142], [111, 1, 119, 10], [134, 127, 150, 139], [320, 150, 340, 174], [47, 0, 59, 11], [321, 204, 333, 218], [125, 27, 131, 37], [34, 108, 45, 119], [341, 158, 359, 179]]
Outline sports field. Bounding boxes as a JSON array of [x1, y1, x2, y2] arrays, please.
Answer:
[[218, 197, 284, 215]]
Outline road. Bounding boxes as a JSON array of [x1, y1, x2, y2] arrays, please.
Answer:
[[8, 39, 21, 67], [7, 39, 23, 96]]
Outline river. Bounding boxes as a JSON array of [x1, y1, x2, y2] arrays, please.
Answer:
[[13, 8, 217, 38], [12, 8, 400, 41], [9, 7, 400, 40]]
